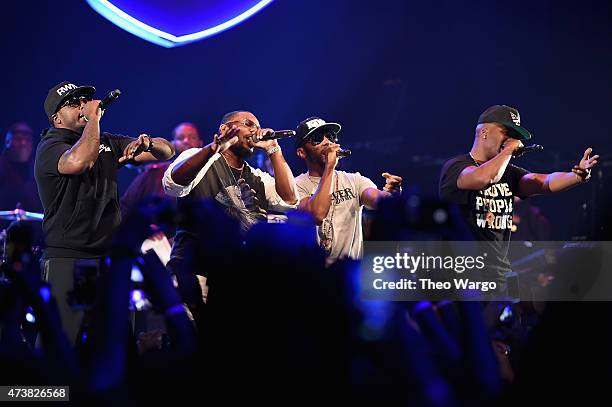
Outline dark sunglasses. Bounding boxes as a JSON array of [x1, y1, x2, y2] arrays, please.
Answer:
[[305, 129, 339, 146], [58, 95, 92, 110]]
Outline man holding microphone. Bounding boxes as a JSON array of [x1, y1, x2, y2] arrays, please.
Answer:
[[35, 81, 175, 342], [294, 117, 402, 264], [439, 105, 599, 295]]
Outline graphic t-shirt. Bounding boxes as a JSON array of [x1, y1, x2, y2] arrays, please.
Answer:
[[163, 148, 299, 267], [295, 171, 376, 263], [439, 154, 528, 276], [34, 127, 135, 258], [163, 148, 298, 233]]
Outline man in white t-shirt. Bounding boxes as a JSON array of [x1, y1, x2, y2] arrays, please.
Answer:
[[294, 117, 402, 264]]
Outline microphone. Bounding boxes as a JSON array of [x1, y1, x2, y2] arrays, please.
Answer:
[[337, 149, 351, 158], [99, 89, 121, 110], [513, 144, 544, 158], [257, 130, 296, 141]]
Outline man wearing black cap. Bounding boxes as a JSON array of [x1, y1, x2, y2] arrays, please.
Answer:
[[34, 81, 175, 342], [439, 105, 599, 295], [294, 117, 402, 264]]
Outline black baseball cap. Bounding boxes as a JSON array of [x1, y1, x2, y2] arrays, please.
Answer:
[[478, 105, 531, 141], [295, 117, 341, 148], [44, 81, 96, 120]]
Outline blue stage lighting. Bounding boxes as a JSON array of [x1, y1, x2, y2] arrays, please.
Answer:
[[86, 0, 274, 48]]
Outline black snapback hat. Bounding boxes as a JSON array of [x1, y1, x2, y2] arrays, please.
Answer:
[[478, 105, 531, 140], [295, 117, 341, 147], [44, 81, 96, 120]]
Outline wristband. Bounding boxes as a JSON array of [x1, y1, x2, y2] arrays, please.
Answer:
[[143, 135, 153, 152], [266, 146, 281, 156], [577, 168, 591, 183]]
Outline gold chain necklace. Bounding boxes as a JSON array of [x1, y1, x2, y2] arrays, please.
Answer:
[[221, 154, 245, 199]]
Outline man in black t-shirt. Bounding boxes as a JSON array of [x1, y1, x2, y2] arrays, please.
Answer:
[[34, 81, 175, 342], [439, 105, 599, 292]]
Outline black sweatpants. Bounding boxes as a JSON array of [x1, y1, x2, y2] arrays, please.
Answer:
[[41, 257, 101, 345]]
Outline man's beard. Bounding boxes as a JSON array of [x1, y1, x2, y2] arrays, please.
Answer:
[[67, 123, 86, 135], [306, 150, 325, 168], [230, 143, 254, 159], [73, 117, 87, 133]]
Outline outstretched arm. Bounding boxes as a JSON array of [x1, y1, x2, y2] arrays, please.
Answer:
[[118, 134, 175, 164], [360, 172, 402, 209], [518, 147, 599, 197]]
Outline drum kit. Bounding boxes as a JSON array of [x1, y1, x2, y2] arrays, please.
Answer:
[[0, 204, 44, 265]]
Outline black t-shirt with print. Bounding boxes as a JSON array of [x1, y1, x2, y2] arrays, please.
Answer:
[[439, 154, 528, 275], [34, 127, 135, 259], [169, 158, 268, 270], [174, 158, 268, 232]]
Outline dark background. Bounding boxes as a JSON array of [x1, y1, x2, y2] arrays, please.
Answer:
[[2, 0, 611, 239]]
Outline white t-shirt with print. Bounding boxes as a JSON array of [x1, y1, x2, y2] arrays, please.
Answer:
[[295, 171, 377, 262]]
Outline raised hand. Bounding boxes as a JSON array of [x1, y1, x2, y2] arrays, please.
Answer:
[[248, 127, 278, 150], [572, 147, 599, 182], [118, 133, 151, 163], [320, 142, 342, 169], [79, 99, 103, 122], [382, 172, 403, 195], [502, 138, 524, 156], [212, 125, 240, 153]]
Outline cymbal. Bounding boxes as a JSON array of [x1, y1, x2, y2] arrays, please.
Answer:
[[0, 208, 44, 221]]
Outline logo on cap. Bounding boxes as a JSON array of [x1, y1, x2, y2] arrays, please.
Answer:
[[510, 111, 520, 126], [56, 83, 78, 97], [305, 118, 325, 130]]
